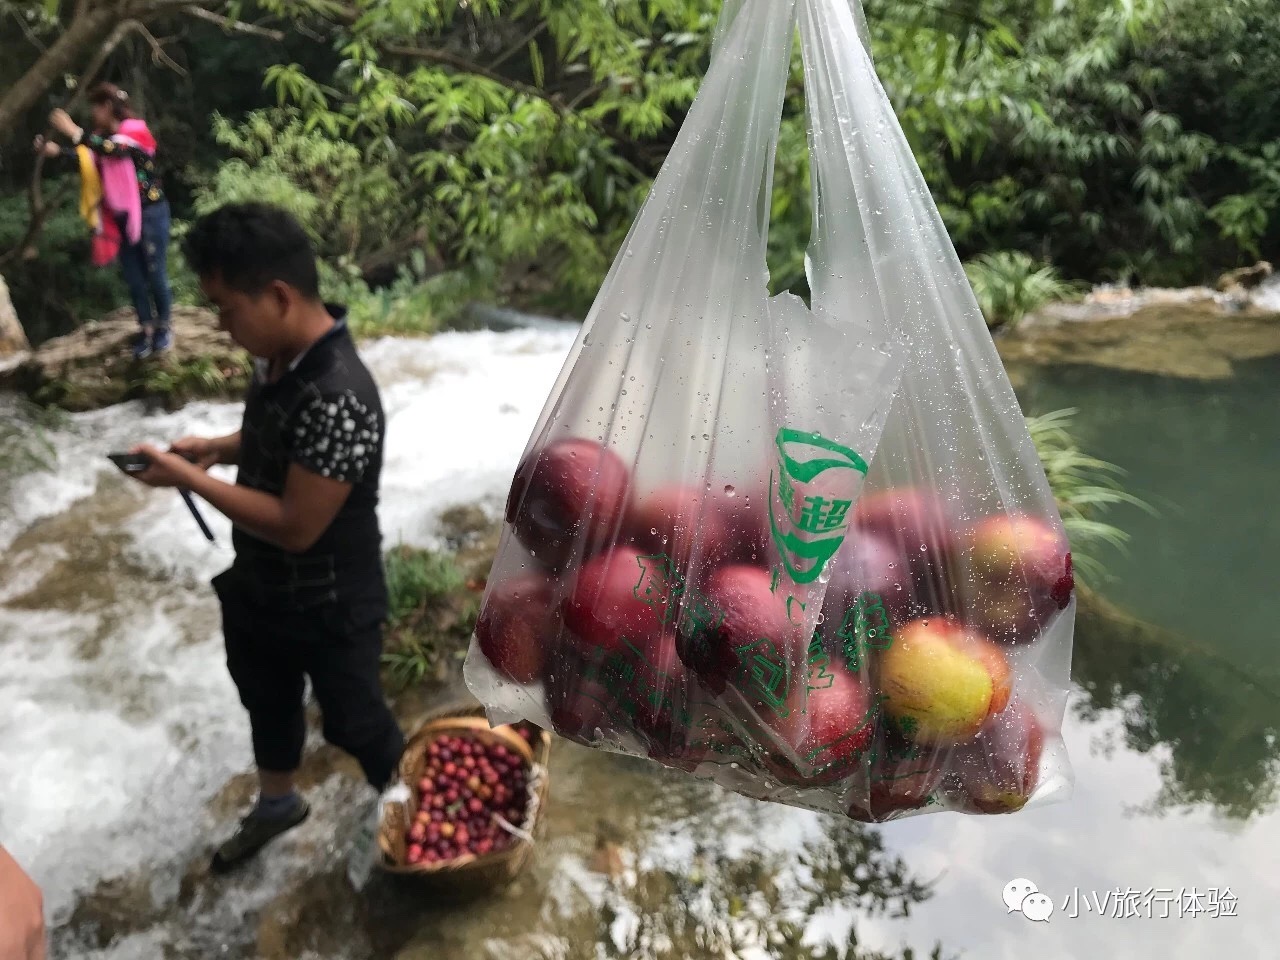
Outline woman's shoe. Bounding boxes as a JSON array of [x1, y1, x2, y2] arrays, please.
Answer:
[[151, 327, 173, 354], [132, 328, 155, 360]]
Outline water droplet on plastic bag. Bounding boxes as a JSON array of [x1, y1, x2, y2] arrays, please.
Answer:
[[724, 485, 736, 498]]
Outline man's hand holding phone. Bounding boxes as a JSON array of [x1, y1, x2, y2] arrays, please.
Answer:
[[169, 436, 224, 471]]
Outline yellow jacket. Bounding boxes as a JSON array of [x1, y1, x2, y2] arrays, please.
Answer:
[[76, 144, 101, 232]]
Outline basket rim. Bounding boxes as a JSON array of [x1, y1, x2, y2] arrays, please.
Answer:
[[377, 714, 551, 875]]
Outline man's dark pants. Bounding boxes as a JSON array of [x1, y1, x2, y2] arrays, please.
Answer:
[[213, 569, 405, 789]]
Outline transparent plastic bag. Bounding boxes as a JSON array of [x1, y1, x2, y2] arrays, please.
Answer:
[[463, 0, 1075, 822]]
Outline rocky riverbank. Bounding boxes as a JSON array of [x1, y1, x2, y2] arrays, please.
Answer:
[[0, 306, 250, 411], [997, 275, 1280, 382], [4, 273, 1280, 413]]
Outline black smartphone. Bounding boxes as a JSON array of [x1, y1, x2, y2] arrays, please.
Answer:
[[107, 452, 152, 474], [106, 450, 216, 543]]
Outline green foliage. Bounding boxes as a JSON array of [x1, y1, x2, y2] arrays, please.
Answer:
[[0, 193, 129, 344], [964, 251, 1079, 328], [128, 353, 253, 405], [259, 1, 724, 306], [868, 0, 1280, 284], [381, 544, 479, 689], [195, 110, 420, 269], [1026, 407, 1153, 586], [385, 544, 465, 623], [0, 397, 62, 500], [7, 0, 1280, 336], [326, 257, 492, 338]]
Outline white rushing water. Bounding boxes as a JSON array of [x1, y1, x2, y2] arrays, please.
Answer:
[[1252, 273, 1280, 312], [0, 326, 577, 926], [2, 324, 1277, 960]]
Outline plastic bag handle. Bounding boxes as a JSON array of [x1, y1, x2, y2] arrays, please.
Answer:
[[713, 0, 870, 60], [709, 0, 790, 249], [710, 0, 874, 273]]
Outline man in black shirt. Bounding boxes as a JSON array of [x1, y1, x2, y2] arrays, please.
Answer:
[[128, 203, 404, 871]]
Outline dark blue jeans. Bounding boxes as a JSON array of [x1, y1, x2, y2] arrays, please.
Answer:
[[118, 200, 173, 332]]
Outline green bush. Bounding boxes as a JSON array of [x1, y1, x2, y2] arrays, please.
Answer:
[[1027, 407, 1153, 586], [964, 252, 1080, 329], [0, 192, 130, 344], [0, 397, 63, 503], [381, 545, 478, 690], [385, 544, 465, 624]]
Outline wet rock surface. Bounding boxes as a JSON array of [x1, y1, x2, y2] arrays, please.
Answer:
[[998, 285, 1280, 380], [0, 274, 29, 356], [0, 306, 249, 411]]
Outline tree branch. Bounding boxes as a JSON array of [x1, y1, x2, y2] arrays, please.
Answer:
[[566, 82, 607, 112], [6, 8, 49, 52], [0, 18, 136, 268], [130, 20, 189, 75], [489, 21, 548, 72], [184, 6, 284, 41], [384, 44, 565, 113], [70, 18, 138, 111]]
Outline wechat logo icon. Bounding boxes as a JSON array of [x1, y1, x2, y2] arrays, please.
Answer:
[[1003, 878, 1053, 922]]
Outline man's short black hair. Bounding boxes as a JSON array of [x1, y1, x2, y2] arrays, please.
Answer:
[[184, 202, 320, 299]]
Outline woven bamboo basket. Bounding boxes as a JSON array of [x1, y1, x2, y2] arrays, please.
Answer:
[[376, 705, 552, 895]]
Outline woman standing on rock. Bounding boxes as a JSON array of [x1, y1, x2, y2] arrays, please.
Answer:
[[36, 82, 173, 359]]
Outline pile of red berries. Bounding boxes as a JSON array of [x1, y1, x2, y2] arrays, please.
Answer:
[[405, 732, 531, 866]]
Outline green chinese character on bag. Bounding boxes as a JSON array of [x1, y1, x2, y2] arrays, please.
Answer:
[[735, 637, 793, 717], [768, 428, 867, 585], [797, 495, 852, 533]]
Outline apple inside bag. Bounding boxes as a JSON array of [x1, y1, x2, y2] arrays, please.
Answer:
[[462, 0, 1076, 823]]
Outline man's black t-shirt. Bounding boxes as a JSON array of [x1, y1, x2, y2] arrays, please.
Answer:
[[229, 308, 386, 609]]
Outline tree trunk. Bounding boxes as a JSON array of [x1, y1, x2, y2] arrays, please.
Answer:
[[0, 7, 118, 143], [0, 275, 31, 356]]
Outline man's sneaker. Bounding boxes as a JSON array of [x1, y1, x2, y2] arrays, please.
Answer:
[[132, 328, 154, 360], [151, 327, 173, 354], [210, 797, 310, 873]]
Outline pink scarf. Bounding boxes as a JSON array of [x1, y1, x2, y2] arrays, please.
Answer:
[[97, 119, 156, 247]]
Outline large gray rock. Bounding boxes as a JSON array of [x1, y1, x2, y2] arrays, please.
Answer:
[[0, 305, 250, 410], [0, 274, 30, 357]]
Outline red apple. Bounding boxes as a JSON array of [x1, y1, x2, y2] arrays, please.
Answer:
[[962, 516, 1072, 645], [544, 654, 620, 744], [506, 437, 631, 570], [696, 566, 811, 758], [476, 573, 560, 683], [819, 531, 920, 641], [617, 632, 691, 751], [951, 698, 1045, 813], [967, 515, 1071, 591], [967, 577, 1060, 646], [625, 484, 729, 573], [626, 481, 770, 575], [854, 748, 948, 822], [853, 487, 959, 603], [685, 565, 798, 690], [880, 618, 1012, 745], [770, 670, 877, 786], [407, 842, 424, 864], [563, 547, 667, 656]]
